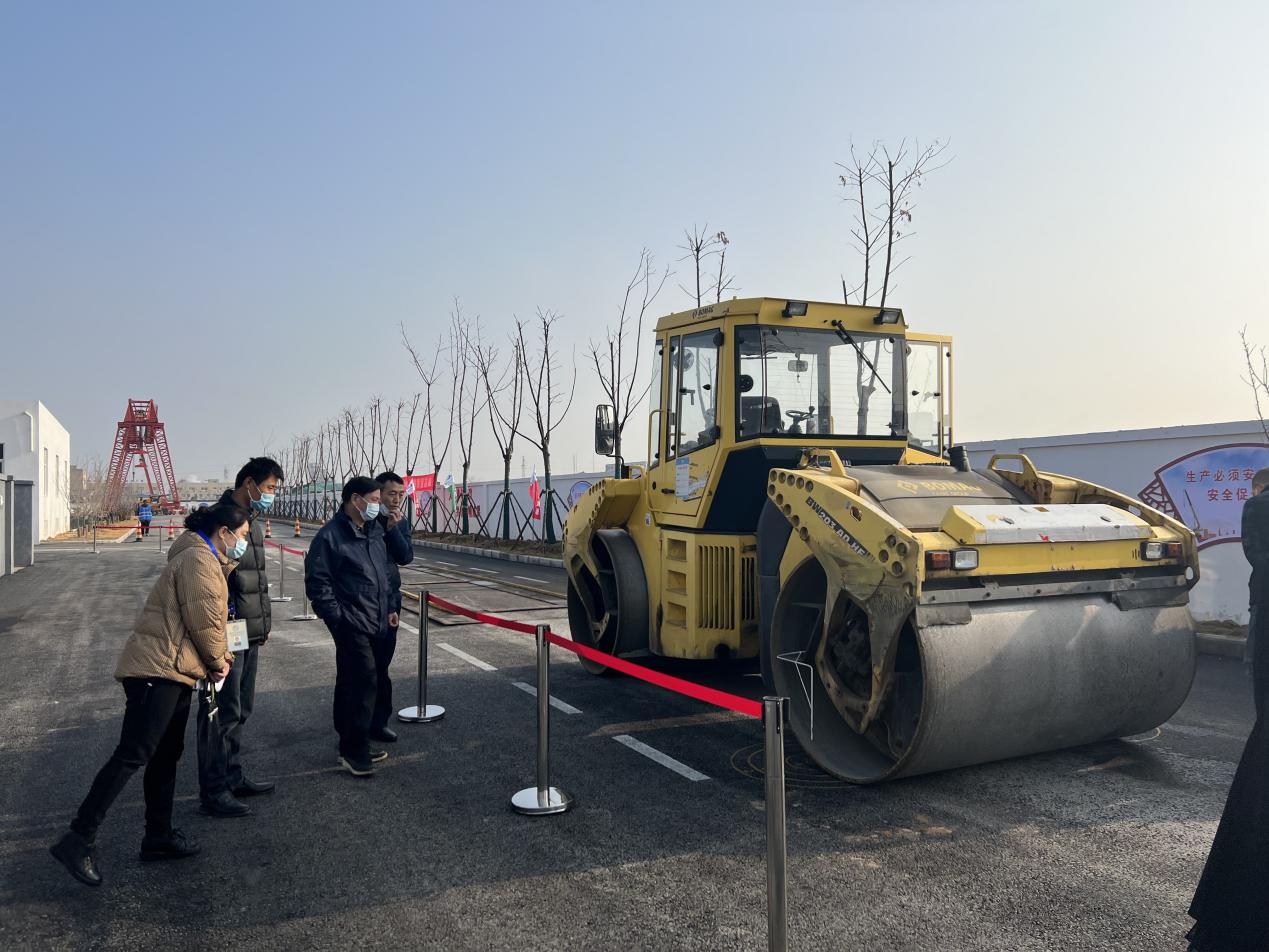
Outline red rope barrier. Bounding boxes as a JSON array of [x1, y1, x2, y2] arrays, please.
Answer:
[[423, 592, 761, 719], [544, 631, 762, 719], [426, 592, 540, 635], [265, 541, 305, 557]]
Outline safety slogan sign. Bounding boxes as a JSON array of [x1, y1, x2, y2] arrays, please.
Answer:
[[1138, 443, 1269, 548], [402, 473, 436, 500]]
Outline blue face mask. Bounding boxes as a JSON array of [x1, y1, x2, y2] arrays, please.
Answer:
[[249, 482, 275, 512], [362, 501, 381, 521], [226, 532, 248, 560]]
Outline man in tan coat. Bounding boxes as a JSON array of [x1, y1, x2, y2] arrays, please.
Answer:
[[49, 503, 248, 887]]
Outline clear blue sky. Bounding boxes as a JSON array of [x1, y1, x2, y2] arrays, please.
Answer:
[[3, 2, 1266, 482]]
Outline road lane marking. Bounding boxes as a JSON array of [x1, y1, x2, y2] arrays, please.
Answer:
[[512, 681, 581, 714], [399, 622, 418, 634], [435, 560, 457, 566], [438, 642, 497, 671], [468, 567, 497, 573], [591, 711, 746, 737], [514, 575, 543, 582], [612, 735, 710, 781]]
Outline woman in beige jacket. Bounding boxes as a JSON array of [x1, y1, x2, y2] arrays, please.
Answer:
[[50, 503, 250, 887]]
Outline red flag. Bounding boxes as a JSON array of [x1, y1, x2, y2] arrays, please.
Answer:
[[528, 472, 542, 520], [403, 473, 436, 499]]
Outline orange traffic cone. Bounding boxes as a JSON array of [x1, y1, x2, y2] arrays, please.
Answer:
[[265, 519, 272, 539], [167, 524, 175, 540], [135, 523, 143, 542], [294, 519, 302, 537]]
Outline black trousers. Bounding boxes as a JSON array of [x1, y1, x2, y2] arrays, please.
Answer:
[[72, 678, 192, 842], [139, 519, 152, 537], [332, 627, 378, 762], [370, 627, 398, 733], [197, 644, 259, 799]]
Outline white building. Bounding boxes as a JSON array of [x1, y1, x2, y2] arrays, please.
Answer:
[[965, 420, 1269, 625], [0, 401, 71, 541]]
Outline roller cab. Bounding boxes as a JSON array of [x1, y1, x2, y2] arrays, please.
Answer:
[[565, 297, 1199, 783]]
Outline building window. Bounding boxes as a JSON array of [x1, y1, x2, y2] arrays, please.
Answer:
[[0, 442, 4, 474]]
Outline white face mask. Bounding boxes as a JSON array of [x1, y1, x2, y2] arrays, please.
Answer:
[[356, 496, 381, 521], [222, 529, 248, 560]]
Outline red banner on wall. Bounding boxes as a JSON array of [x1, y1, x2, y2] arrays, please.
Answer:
[[403, 473, 437, 499]]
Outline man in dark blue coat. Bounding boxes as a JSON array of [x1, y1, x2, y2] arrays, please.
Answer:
[[304, 476, 393, 777], [1188, 468, 1269, 951], [369, 472, 415, 744]]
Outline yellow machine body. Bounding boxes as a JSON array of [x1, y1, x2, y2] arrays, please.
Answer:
[[564, 297, 1198, 782]]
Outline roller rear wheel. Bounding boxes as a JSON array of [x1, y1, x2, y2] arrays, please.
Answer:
[[566, 529, 649, 675]]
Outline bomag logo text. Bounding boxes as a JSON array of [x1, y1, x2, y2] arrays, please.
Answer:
[[805, 496, 871, 559]]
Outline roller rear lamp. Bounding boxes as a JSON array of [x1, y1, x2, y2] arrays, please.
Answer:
[[926, 549, 978, 571], [1141, 541, 1184, 560]]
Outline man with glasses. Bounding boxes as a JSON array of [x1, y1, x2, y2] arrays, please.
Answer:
[[369, 472, 415, 744]]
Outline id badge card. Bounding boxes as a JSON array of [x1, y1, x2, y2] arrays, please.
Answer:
[[226, 619, 250, 653]]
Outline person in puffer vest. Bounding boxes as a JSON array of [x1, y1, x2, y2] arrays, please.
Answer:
[[50, 503, 248, 887]]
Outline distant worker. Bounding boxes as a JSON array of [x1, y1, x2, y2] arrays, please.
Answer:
[[137, 499, 154, 537], [48, 503, 247, 887], [369, 472, 416, 744], [305, 476, 393, 777], [196, 457, 285, 817], [1187, 467, 1269, 950]]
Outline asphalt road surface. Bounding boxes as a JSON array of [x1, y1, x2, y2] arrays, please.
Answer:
[[0, 534, 1256, 951]]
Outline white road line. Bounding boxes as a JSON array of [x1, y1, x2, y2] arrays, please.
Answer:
[[511, 681, 581, 714], [514, 575, 542, 583], [438, 642, 497, 671], [399, 622, 418, 634], [612, 735, 710, 781], [468, 567, 497, 574], [434, 560, 457, 566]]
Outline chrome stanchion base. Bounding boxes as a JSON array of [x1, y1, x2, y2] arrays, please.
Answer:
[[290, 612, 317, 621], [510, 786, 574, 816], [397, 704, 445, 723], [270, 595, 294, 603]]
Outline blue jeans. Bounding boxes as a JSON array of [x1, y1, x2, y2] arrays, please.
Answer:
[[197, 644, 260, 798]]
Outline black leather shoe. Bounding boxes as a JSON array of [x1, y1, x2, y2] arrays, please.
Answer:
[[369, 726, 398, 743], [198, 791, 251, 818], [232, 777, 275, 797], [50, 831, 102, 887], [140, 828, 201, 861]]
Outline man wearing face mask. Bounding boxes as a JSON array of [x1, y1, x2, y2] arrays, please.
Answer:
[[369, 472, 416, 744], [197, 456, 285, 817], [305, 476, 393, 777]]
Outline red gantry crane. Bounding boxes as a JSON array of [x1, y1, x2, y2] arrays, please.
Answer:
[[104, 399, 182, 512]]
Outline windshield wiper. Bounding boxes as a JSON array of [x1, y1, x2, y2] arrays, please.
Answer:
[[830, 320, 891, 394]]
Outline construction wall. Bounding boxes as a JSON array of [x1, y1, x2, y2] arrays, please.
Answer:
[[964, 420, 1269, 625]]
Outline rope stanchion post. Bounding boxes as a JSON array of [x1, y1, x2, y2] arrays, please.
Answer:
[[92, 524, 98, 555], [270, 544, 293, 603], [764, 696, 789, 952], [511, 623, 574, 816], [398, 588, 444, 723], [289, 546, 317, 620]]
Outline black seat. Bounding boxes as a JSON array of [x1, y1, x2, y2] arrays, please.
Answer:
[[740, 396, 783, 434]]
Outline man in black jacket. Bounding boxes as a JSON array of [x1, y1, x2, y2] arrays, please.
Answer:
[[197, 456, 284, 817], [305, 476, 393, 777], [370, 472, 415, 744], [1188, 468, 1269, 950]]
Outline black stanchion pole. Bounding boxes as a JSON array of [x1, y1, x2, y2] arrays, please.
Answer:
[[398, 588, 444, 723], [511, 624, 574, 816], [764, 696, 789, 952]]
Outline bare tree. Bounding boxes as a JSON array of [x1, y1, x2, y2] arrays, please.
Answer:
[[475, 331, 527, 539], [515, 309, 577, 543], [677, 224, 725, 307], [1242, 327, 1269, 442], [450, 302, 489, 533], [588, 248, 671, 471], [713, 231, 737, 302], [402, 322, 458, 531]]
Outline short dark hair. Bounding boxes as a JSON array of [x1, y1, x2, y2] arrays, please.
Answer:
[[376, 471, 405, 488], [185, 502, 250, 535], [1253, 467, 1269, 493], [342, 475, 380, 504], [235, 457, 285, 489]]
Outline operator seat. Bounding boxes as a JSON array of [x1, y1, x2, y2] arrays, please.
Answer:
[[740, 396, 783, 435]]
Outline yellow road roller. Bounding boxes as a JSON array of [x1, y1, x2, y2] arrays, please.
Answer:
[[565, 297, 1198, 783]]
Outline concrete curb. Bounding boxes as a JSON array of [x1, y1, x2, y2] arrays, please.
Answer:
[[1196, 630, 1248, 660], [412, 538, 564, 569]]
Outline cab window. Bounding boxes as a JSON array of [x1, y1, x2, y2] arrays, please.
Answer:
[[666, 329, 721, 461]]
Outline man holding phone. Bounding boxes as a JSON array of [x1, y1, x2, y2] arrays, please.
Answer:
[[370, 472, 415, 744]]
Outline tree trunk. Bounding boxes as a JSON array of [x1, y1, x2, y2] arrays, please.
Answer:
[[543, 453, 555, 543], [461, 462, 470, 535], [502, 455, 512, 541]]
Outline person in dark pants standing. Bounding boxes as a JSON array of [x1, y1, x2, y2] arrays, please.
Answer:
[[137, 499, 153, 537], [369, 471, 415, 744], [1188, 468, 1269, 950], [197, 456, 285, 817], [305, 476, 393, 777], [49, 503, 247, 886]]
